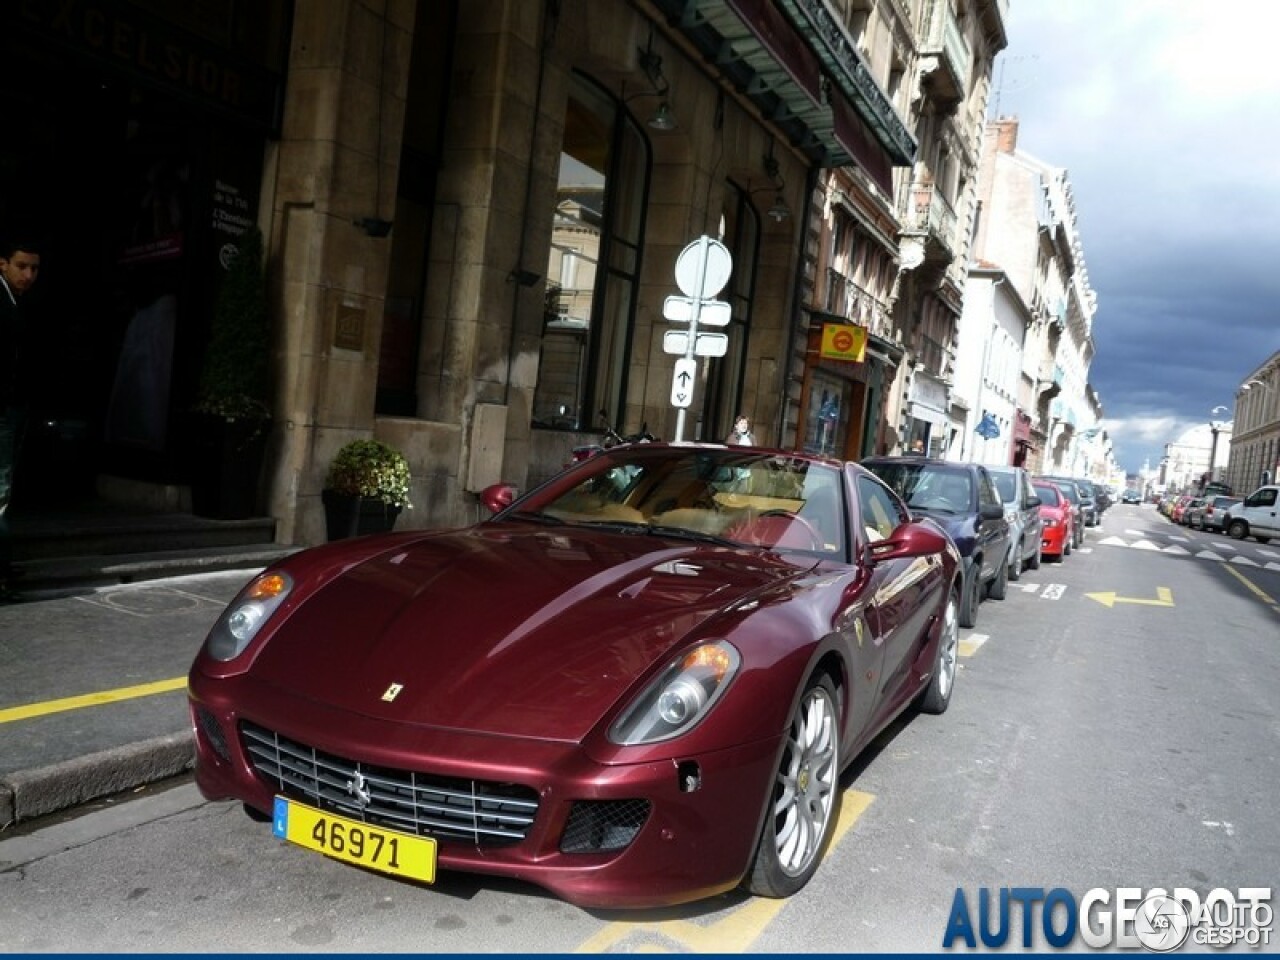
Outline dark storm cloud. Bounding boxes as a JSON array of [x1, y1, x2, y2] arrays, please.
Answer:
[[995, 2, 1280, 472]]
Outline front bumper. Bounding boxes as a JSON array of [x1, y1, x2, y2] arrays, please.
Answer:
[[188, 670, 780, 909]]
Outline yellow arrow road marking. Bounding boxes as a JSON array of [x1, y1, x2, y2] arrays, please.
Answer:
[[0, 677, 188, 724], [576, 790, 875, 953], [1084, 587, 1174, 608]]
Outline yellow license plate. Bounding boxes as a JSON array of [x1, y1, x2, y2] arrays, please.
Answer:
[[272, 797, 437, 883]]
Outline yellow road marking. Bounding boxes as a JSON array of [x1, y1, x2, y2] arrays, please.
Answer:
[[576, 790, 874, 953], [1222, 565, 1280, 610], [959, 633, 987, 657], [1084, 586, 1174, 608], [0, 677, 188, 725]]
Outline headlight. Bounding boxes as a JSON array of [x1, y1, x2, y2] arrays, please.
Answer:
[[608, 641, 740, 745], [206, 572, 293, 661], [1043, 517, 1059, 527]]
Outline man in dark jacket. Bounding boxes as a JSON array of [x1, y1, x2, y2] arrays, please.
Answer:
[[1, 237, 42, 595]]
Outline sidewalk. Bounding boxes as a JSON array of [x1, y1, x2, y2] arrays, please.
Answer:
[[0, 568, 264, 830]]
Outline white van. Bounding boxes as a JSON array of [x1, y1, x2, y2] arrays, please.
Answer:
[[1225, 484, 1279, 543]]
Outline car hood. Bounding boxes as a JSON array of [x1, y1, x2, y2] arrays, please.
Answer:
[[247, 524, 815, 742]]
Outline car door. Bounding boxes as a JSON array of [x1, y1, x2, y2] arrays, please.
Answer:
[[1019, 469, 1043, 552], [974, 468, 1010, 582], [1246, 487, 1279, 536], [852, 472, 944, 722]]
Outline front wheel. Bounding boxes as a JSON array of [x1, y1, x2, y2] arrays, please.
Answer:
[[988, 554, 1008, 600], [1029, 540, 1042, 570], [1228, 519, 1248, 541], [745, 674, 841, 898], [1008, 541, 1022, 582], [918, 586, 959, 715]]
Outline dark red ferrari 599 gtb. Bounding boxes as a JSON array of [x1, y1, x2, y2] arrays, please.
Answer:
[[188, 443, 961, 908]]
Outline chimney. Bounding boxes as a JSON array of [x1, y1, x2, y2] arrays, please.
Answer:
[[994, 117, 1019, 153]]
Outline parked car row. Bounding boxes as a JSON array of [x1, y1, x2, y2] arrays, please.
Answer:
[[861, 458, 1097, 633], [1159, 484, 1279, 543]]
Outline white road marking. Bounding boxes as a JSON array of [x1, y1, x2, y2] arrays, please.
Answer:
[[1041, 584, 1067, 600], [1131, 540, 1162, 551], [1098, 536, 1128, 546], [1229, 556, 1260, 567], [1197, 550, 1227, 561], [1162, 545, 1191, 555], [1259, 549, 1280, 559]]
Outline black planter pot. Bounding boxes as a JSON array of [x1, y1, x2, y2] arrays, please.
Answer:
[[323, 489, 402, 541], [189, 414, 270, 520]]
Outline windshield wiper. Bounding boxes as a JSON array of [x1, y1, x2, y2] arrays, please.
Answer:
[[646, 524, 734, 546], [504, 510, 564, 525]]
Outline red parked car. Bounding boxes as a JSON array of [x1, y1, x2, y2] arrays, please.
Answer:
[[188, 443, 962, 908], [1033, 480, 1074, 560]]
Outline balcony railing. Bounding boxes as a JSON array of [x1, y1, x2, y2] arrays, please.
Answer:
[[901, 181, 957, 260], [918, 0, 971, 103], [823, 268, 893, 341]]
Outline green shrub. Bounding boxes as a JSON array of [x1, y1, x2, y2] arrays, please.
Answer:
[[195, 225, 271, 422], [324, 439, 412, 508]]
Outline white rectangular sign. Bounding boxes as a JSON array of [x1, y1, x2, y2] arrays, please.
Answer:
[[664, 330, 727, 357], [663, 296, 731, 326]]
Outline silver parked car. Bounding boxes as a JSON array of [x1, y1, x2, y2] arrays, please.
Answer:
[[987, 465, 1044, 582], [1191, 495, 1242, 533]]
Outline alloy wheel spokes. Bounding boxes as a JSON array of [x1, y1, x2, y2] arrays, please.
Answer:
[[773, 686, 837, 874]]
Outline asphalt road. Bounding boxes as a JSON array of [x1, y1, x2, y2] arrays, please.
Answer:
[[1, 505, 1277, 952]]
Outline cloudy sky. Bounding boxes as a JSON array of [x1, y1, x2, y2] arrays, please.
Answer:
[[995, 1, 1280, 475]]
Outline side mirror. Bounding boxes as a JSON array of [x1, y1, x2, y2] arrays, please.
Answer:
[[867, 522, 950, 563], [1026, 495, 1041, 508], [979, 503, 1004, 521], [480, 483, 518, 514]]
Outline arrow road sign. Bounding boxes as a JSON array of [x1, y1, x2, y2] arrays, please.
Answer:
[[671, 357, 696, 408]]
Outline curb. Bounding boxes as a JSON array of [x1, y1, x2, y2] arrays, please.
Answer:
[[0, 731, 194, 831]]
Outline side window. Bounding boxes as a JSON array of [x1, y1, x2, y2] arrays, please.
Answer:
[[1258, 488, 1277, 508], [979, 473, 1001, 509], [858, 475, 904, 543]]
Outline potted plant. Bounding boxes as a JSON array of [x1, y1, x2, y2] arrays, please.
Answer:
[[322, 438, 412, 540], [190, 225, 273, 520]]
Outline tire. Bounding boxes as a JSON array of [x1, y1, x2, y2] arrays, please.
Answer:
[[959, 566, 981, 628], [1228, 519, 1248, 541], [1008, 540, 1022, 582], [1029, 541, 1042, 570], [1258, 537, 1272, 545], [918, 586, 959, 715], [988, 552, 1008, 600], [745, 673, 841, 898]]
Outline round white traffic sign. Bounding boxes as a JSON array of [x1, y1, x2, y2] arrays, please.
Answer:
[[674, 236, 733, 300]]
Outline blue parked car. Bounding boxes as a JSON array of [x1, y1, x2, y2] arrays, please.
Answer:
[[861, 456, 1012, 629]]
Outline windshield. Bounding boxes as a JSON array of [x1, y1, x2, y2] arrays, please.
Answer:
[[514, 447, 847, 557], [1033, 483, 1061, 506], [864, 462, 973, 515], [990, 471, 1017, 504]]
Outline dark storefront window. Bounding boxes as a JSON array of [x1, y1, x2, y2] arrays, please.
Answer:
[[533, 74, 649, 432]]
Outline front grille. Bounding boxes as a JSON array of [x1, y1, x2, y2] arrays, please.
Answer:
[[560, 799, 650, 853], [241, 722, 539, 845]]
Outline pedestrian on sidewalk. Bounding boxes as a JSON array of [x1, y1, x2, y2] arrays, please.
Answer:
[[1, 236, 42, 597]]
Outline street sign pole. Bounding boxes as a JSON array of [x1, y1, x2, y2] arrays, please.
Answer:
[[667, 235, 733, 441]]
